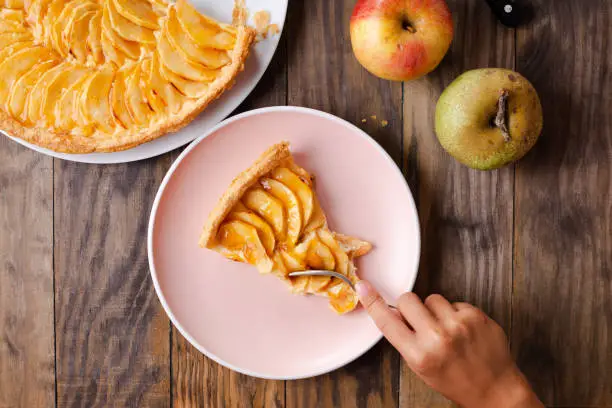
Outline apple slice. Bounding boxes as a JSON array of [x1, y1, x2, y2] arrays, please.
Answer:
[[269, 167, 314, 227], [227, 209, 276, 255], [2, 0, 24, 9], [0, 32, 33, 49], [260, 177, 302, 247], [102, 4, 141, 60], [87, 11, 104, 64], [8, 60, 58, 122], [157, 59, 210, 98], [54, 72, 93, 130], [40, 66, 88, 126], [26, 63, 66, 124], [80, 66, 116, 134], [59, 1, 98, 57], [175, 0, 235, 50], [0, 39, 33, 67], [107, 0, 155, 44], [26, 0, 52, 38], [64, 9, 96, 63], [100, 30, 126, 66], [157, 24, 212, 81], [41, 0, 68, 43], [279, 250, 310, 292], [166, 5, 230, 69], [242, 188, 286, 239], [0, 46, 53, 106], [149, 52, 185, 115], [50, 0, 87, 57], [113, 0, 158, 30], [139, 59, 165, 114], [1, 9, 25, 23], [217, 220, 273, 274], [125, 61, 152, 125], [0, 20, 25, 34], [317, 229, 350, 277], [109, 66, 133, 128]]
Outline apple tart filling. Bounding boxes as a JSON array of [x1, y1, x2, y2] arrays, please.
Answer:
[[0, 0, 255, 153], [200, 142, 372, 314]]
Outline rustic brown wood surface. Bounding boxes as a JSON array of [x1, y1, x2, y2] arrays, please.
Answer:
[[0, 0, 610, 407]]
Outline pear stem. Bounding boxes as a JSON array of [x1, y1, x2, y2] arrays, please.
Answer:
[[495, 89, 511, 142]]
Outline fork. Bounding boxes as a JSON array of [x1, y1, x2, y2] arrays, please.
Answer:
[[287, 270, 398, 310]]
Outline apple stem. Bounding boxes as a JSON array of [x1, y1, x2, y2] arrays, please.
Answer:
[[495, 89, 511, 142]]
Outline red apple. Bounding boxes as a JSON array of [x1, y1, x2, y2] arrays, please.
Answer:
[[350, 0, 454, 81]]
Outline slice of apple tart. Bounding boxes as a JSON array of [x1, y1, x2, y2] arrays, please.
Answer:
[[0, 0, 256, 153], [200, 142, 372, 314]]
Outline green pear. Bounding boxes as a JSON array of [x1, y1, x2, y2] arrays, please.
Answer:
[[435, 68, 543, 170]]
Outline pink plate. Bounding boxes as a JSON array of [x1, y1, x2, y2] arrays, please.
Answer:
[[148, 106, 421, 379]]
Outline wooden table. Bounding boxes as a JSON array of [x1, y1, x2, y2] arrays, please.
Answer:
[[1, 0, 611, 406]]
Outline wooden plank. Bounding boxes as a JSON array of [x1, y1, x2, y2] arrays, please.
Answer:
[[171, 35, 287, 408], [54, 157, 173, 407], [0, 141, 55, 407], [401, 0, 515, 405], [513, 1, 612, 405], [285, 1, 402, 407]]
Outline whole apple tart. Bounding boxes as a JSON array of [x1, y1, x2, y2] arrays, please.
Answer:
[[0, 0, 255, 153]]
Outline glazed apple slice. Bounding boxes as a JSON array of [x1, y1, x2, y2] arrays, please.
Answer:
[[260, 177, 302, 247], [109, 66, 133, 128], [8, 60, 58, 122], [157, 58, 210, 98], [100, 30, 126, 66], [101, 3, 140, 60], [125, 61, 152, 125], [2, 0, 24, 8], [175, 0, 235, 50], [217, 220, 273, 274], [26, 62, 66, 124], [113, 0, 158, 30], [87, 11, 104, 64], [139, 59, 165, 114], [149, 52, 185, 114], [0, 46, 54, 106], [242, 188, 286, 240], [107, 0, 155, 44], [0, 9, 25, 23], [41, 0, 69, 43], [40, 66, 89, 126], [58, 2, 98, 56], [64, 9, 96, 63], [54, 72, 94, 130], [0, 19, 25, 33], [157, 23, 214, 81], [165, 5, 230, 69], [269, 167, 314, 227], [227, 208, 276, 255], [51, 0, 94, 57], [80, 66, 116, 134], [0, 32, 33, 49]]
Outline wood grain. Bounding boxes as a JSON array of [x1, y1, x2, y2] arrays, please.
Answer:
[[401, 0, 515, 405], [285, 0, 402, 407], [170, 34, 287, 408], [54, 157, 173, 407], [0, 141, 54, 407], [513, 0, 612, 405]]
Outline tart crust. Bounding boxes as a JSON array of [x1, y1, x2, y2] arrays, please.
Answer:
[[0, 26, 256, 154]]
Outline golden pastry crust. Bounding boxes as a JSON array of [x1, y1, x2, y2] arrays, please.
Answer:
[[199, 141, 292, 248], [0, 26, 256, 153]]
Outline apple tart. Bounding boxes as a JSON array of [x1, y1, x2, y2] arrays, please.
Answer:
[[200, 142, 372, 314], [0, 0, 256, 153]]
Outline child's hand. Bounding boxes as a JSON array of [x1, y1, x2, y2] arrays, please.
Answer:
[[355, 281, 544, 408]]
